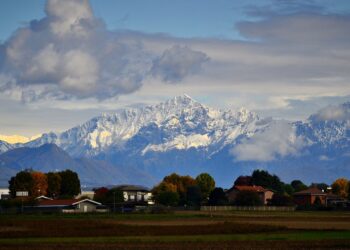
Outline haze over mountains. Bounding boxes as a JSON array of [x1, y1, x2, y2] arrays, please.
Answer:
[[0, 95, 349, 188]]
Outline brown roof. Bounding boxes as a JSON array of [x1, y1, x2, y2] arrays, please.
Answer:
[[293, 187, 326, 196], [234, 185, 268, 192], [39, 199, 78, 206]]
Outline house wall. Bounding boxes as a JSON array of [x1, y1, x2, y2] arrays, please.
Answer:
[[75, 201, 97, 213], [294, 195, 311, 206], [294, 194, 327, 206], [263, 191, 274, 204], [0, 188, 9, 200], [311, 195, 326, 205], [123, 191, 152, 203]]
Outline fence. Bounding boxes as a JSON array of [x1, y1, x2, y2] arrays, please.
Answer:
[[200, 205, 296, 212]]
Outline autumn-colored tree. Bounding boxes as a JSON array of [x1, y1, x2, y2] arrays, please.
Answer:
[[331, 178, 349, 199], [46, 172, 61, 198], [31, 171, 48, 197], [152, 173, 196, 205]]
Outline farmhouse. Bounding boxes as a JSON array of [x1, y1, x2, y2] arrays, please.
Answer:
[[115, 185, 154, 205], [0, 187, 10, 200], [293, 187, 327, 206], [226, 185, 274, 205], [36, 198, 106, 213]]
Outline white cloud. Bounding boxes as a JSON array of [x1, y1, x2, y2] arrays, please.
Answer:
[[0, 0, 208, 102], [231, 120, 307, 161], [311, 103, 350, 121]]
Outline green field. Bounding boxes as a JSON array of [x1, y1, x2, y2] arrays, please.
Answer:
[[0, 211, 350, 249]]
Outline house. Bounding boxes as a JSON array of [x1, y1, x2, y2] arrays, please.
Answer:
[[115, 185, 154, 205], [0, 187, 10, 200], [293, 187, 327, 206], [35, 195, 53, 201], [36, 198, 107, 213], [226, 185, 274, 205]]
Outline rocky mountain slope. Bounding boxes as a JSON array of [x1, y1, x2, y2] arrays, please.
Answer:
[[0, 96, 349, 187]]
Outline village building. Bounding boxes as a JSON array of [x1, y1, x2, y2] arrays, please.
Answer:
[[226, 185, 274, 205], [0, 187, 10, 200], [35, 198, 107, 213], [115, 185, 154, 205], [293, 187, 327, 206]]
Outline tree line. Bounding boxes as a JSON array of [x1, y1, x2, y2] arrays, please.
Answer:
[[151, 170, 350, 207], [8, 169, 81, 199]]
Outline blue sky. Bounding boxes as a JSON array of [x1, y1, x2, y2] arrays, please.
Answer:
[[0, 0, 350, 136]]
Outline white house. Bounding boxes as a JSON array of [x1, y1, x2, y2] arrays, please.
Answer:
[[0, 187, 9, 200]]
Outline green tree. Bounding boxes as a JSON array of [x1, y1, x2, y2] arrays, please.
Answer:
[[13, 171, 34, 196], [291, 180, 308, 192], [208, 187, 228, 205], [251, 170, 284, 193], [235, 190, 263, 206], [153, 173, 196, 205], [46, 172, 62, 198], [186, 185, 202, 206], [156, 191, 179, 206], [105, 188, 124, 204], [269, 193, 294, 206], [283, 184, 295, 195], [195, 173, 215, 201], [8, 177, 16, 198], [59, 170, 81, 198]]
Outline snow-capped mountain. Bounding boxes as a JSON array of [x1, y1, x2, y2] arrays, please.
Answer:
[[0, 140, 14, 154], [25, 95, 266, 158], [1, 96, 349, 187]]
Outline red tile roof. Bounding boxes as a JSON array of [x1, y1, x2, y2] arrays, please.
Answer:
[[234, 185, 268, 192], [293, 187, 326, 196], [38, 199, 78, 206]]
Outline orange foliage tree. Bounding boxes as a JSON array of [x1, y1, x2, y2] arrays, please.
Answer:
[[331, 178, 349, 199], [31, 171, 48, 197]]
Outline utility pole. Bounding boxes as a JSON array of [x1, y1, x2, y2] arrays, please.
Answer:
[[113, 191, 116, 213]]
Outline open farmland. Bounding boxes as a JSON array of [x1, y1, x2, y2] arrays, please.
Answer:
[[0, 211, 350, 249]]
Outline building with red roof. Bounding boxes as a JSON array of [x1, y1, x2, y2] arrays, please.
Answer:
[[226, 185, 274, 205]]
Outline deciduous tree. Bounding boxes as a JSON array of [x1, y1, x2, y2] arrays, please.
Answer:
[[208, 187, 228, 205], [31, 171, 48, 197], [46, 172, 61, 198], [195, 173, 215, 200], [59, 170, 81, 198], [331, 178, 349, 199]]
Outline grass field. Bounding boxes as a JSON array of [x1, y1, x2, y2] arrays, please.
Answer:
[[0, 210, 350, 249]]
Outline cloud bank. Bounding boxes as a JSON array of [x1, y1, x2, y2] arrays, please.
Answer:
[[231, 121, 306, 161], [310, 102, 350, 121], [0, 0, 208, 102]]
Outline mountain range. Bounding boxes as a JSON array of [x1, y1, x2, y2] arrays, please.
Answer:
[[0, 95, 349, 188]]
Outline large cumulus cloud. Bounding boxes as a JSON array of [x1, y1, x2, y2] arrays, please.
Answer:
[[0, 0, 208, 102]]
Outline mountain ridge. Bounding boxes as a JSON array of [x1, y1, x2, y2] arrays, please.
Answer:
[[0, 95, 349, 187]]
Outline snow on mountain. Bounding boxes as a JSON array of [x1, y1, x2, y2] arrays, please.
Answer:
[[0, 140, 14, 154], [1, 96, 349, 186], [24, 95, 266, 157]]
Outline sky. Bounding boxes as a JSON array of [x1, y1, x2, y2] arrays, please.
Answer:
[[0, 0, 350, 136]]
